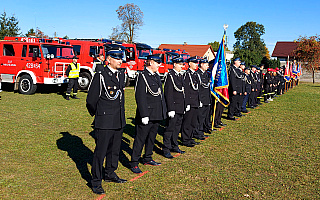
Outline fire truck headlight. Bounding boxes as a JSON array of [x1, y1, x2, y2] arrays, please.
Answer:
[[46, 54, 50, 59], [50, 54, 54, 59]]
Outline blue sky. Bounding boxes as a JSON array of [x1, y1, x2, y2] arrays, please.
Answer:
[[2, 0, 320, 55]]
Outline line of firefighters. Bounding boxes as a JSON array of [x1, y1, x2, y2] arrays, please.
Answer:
[[67, 48, 299, 194]]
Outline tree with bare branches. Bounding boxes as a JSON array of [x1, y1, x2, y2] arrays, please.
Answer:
[[109, 3, 143, 43], [294, 35, 320, 83]]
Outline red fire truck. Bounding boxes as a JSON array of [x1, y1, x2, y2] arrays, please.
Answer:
[[5, 37, 126, 90], [0, 38, 74, 94]]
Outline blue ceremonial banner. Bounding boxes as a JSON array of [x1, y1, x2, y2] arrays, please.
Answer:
[[292, 62, 298, 75], [210, 34, 229, 107]]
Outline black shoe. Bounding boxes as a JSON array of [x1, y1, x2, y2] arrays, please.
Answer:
[[184, 143, 195, 147], [258, 102, 262, 105], [203, 135, 209, 138], [227, 117, 237, 120], [144, 160, 161, 166], [264, 101, 269, 103], [191, 140, 200, 145], [104, 175, 127, 183], [248, 106, 254, 108], [194, 136, 205, 140], [164, 153, 174, 159], [130, 166, 142, 174], [92, 185, 105, 194], [171, 149, 185, 154], [219, 122, 227, 126], [72, 95, 80, 99], [214, 124, 221, 128], [241, 110, 249, 113], [234, 114, 242, 117], [65, 96, 70, 100]]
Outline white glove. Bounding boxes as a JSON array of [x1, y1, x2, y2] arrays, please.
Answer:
[[199, 101, 203, 108], [168, 111, 175, 118], [141, 117, 149, 125], [186, 105, 191, 112]]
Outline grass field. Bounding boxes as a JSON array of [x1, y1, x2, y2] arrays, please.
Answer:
[[0, 82, 319, 199]]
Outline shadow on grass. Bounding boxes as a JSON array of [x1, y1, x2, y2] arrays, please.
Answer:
[[56, 132, 93, 188]]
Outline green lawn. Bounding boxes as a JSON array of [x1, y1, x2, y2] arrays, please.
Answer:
[[0, 83, 319, 199]]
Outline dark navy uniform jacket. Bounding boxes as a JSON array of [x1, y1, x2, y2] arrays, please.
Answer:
[[183, 68, 200, 108], [244, 74, 252, 94], [229, 65, 244, 94], [135, 68, 167, 121], [250, 71, 258, 91], [86, 66, 126, 129], [164, 70, 185, 114], [196, 69, 211, 106]]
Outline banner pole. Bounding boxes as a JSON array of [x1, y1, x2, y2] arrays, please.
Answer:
[[211, 98, 217, 131]]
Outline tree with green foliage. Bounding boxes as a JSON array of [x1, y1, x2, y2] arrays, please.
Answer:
[[0, 11, 21, 39], [25, 28, 36, 37], [208, 41, 229, 52], [25, 27, 48, 38], [233, 21, 267, 66]]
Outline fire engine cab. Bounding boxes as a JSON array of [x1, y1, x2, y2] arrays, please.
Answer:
[[0, 38, 74, 94]]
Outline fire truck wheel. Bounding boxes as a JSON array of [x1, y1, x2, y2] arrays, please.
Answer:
[[78, 72, 92, 90], [18, 74, 37, 95]]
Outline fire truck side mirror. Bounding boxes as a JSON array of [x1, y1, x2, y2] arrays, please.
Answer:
[[33, 48, 39, 58]]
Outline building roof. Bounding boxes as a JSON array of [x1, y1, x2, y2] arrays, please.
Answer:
[[158, 44, 214, 58], [272, 41, 298, 58]]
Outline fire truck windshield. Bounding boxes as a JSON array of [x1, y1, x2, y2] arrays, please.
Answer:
[[41, 44, 74, 59], [138, 49, 151, 60]]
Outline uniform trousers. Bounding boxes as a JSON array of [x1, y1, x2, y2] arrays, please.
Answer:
[[256, 88, 262, 103], [131, 120, 160, 167], [264, 86, 271, 101], [214, 101, 224, 126], [162, 113, 183, 154], [249, 91, 256, 106], [235, 95, 243, 115], [66, 78, 78, 95], [227, 94, 241, 118], [181, 107, 198, 145], [241, 93, 250, 111], [91, 128, 123, 187], [193, 105, 209, 137]]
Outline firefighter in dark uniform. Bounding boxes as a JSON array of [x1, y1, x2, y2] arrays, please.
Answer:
[[181, 56, 201, 147], [255, 66, 262, 105], [264, 68, 273, 102], [248, 65, 258, 108], [65, 56, 80, 100], [271, 69, 276, 99], [227, 57, 243, 120], [278, 67, 285, 95], [162, 57, 186, 159], [92, 54, 106, 72], [235, 62, 246, 116], [193, 58, 210, 140], [130, 54, 167, 174], [257, 64, 264, 104], [86, 49, 127, 195], [273, 69, 280, 97], [241, 67, 252, 113]]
